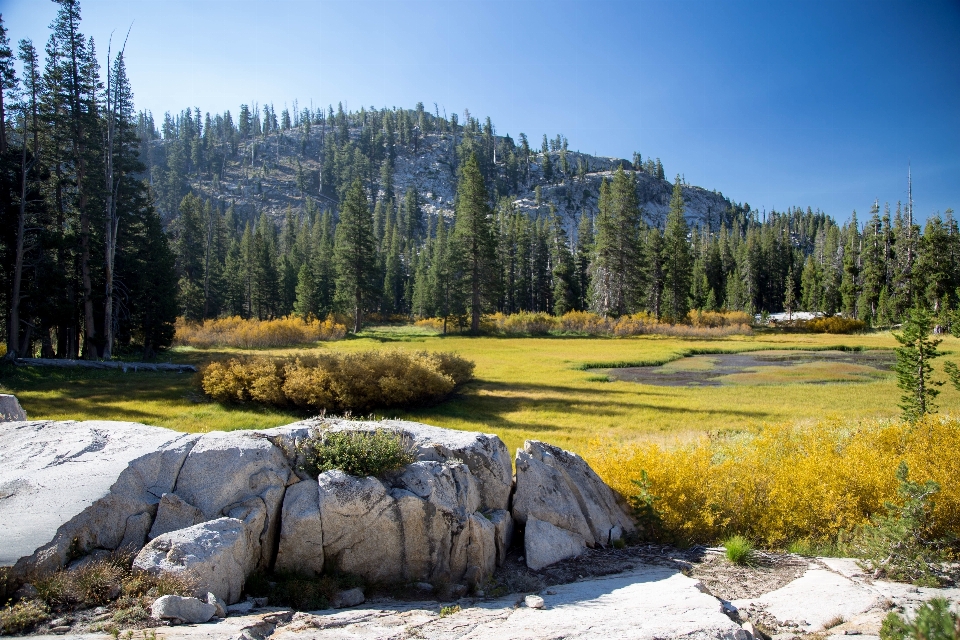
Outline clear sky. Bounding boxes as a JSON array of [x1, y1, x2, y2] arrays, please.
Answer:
[[4, 0, 959, 223]]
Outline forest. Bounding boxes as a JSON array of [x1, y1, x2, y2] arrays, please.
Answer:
[[2, 0, 959, 360]]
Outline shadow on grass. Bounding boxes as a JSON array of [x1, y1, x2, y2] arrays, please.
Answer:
[[391, 378, 774, 435]]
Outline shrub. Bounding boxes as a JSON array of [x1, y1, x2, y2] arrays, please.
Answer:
[[34, 558, 127, 610], [589, 415, 960, 548], [297, 428, 415, 478], [723, 535, 754, 565], [487, 312, 558, 335], [0, 599, 49, 635], [175, 315, 346, 349], [774, 316, 866, 334], [880, 598, 960, 640], [852, 462, 950, 585], [201, 350, 474, 413], [688, 310, 754, 328]]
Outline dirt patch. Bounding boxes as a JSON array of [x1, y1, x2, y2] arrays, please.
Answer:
[[601, 350, 895, 387], [486, 543, 809, 602]]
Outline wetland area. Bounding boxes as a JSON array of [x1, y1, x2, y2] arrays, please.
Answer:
[[599, 349, 897, 387]]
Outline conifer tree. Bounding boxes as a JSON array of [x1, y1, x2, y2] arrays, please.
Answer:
[[451, 153, 496, 334], [293, 263, 316, 318], [334, 177, 376, 332], [894, 306, 943, 421], [662, 176, 691, 321], [589, 169, 643, 315]]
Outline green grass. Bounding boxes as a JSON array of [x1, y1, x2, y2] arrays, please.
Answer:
[[723, 535, 754, 565], [3, 330, 960, 457]]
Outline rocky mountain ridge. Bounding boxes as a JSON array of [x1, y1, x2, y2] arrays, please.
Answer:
[[162, 120, 733, 232]]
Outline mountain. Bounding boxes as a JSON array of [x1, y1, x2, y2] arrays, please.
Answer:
[[142, 105, 734, 233]]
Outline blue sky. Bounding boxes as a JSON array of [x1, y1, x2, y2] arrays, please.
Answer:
[[4, 0, 958, 223]]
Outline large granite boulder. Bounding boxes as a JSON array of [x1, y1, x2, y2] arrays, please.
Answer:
[[316, 461, 498, 584], [513, 440, 635, 570], [1, 417, 517, 592], [134, 517, 258, 604], [171, 431, 293, 570], [274, 479, 324, 575], [0, 420, 199, 574]]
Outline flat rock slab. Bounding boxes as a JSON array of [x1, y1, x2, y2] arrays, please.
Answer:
[[734, 568, 881, 632], [274, 565, 740, 640], [0, 420, 196, 568]]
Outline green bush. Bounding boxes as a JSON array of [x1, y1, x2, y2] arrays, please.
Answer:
[[880, 598, 960, 640], [201, 350, 474, 413], [723, 535, 754, 565], [298, 428, 415, 479], [0, 599, 49, 635]]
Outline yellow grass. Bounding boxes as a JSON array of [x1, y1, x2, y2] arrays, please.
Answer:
[[6, 330, 960, 459]]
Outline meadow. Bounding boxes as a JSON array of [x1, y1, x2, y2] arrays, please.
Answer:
[[4, 326, 960, 458]]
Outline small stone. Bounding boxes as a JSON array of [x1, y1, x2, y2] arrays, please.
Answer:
[[332, 588, 365, 609], [413, 582, 434, 592], [49, 626, 71, 634], [450, 584, 468, 599], [207, 592, 227, 618], [49, 617, 69, 627], [475, 589, 485, 597], [251, 597, 268, 608], [151, 594, 217, 624], [226, 600, 254, 615], [92, 612, 113, 622], [525, 595, 545, 609], [545, 590, 557, 595]]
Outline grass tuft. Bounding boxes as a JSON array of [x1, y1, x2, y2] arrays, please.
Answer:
[[723, 535, 754, 565]]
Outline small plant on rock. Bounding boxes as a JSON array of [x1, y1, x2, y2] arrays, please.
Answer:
[[297, 428, 414, 479], [439, 604, 461, 618], [723, 535, 754, 565]]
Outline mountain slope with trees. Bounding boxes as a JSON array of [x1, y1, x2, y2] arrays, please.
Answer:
[[2, 1, 959, 361]]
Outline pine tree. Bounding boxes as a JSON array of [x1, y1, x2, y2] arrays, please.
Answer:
[[662, 176, 691, 321], [451, 153, 496, 334], [334, 177, 376, 332], [589, 169, 644, 315], [800, 255, 820, 311], [550, 212, 576, 315], [293, 263, 316, 318], [783, 266, 796, 319], [893, 306, 943, 421]]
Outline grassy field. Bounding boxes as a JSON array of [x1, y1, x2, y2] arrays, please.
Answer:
[[4, 327, 960, 458]]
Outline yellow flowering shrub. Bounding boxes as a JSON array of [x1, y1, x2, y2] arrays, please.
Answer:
[[201, 350, 474, 413], [589, 415, 960, 546], [175, 315, 346, 349]]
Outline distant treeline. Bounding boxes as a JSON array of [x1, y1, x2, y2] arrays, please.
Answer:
[[2, 2, 958, 362]]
